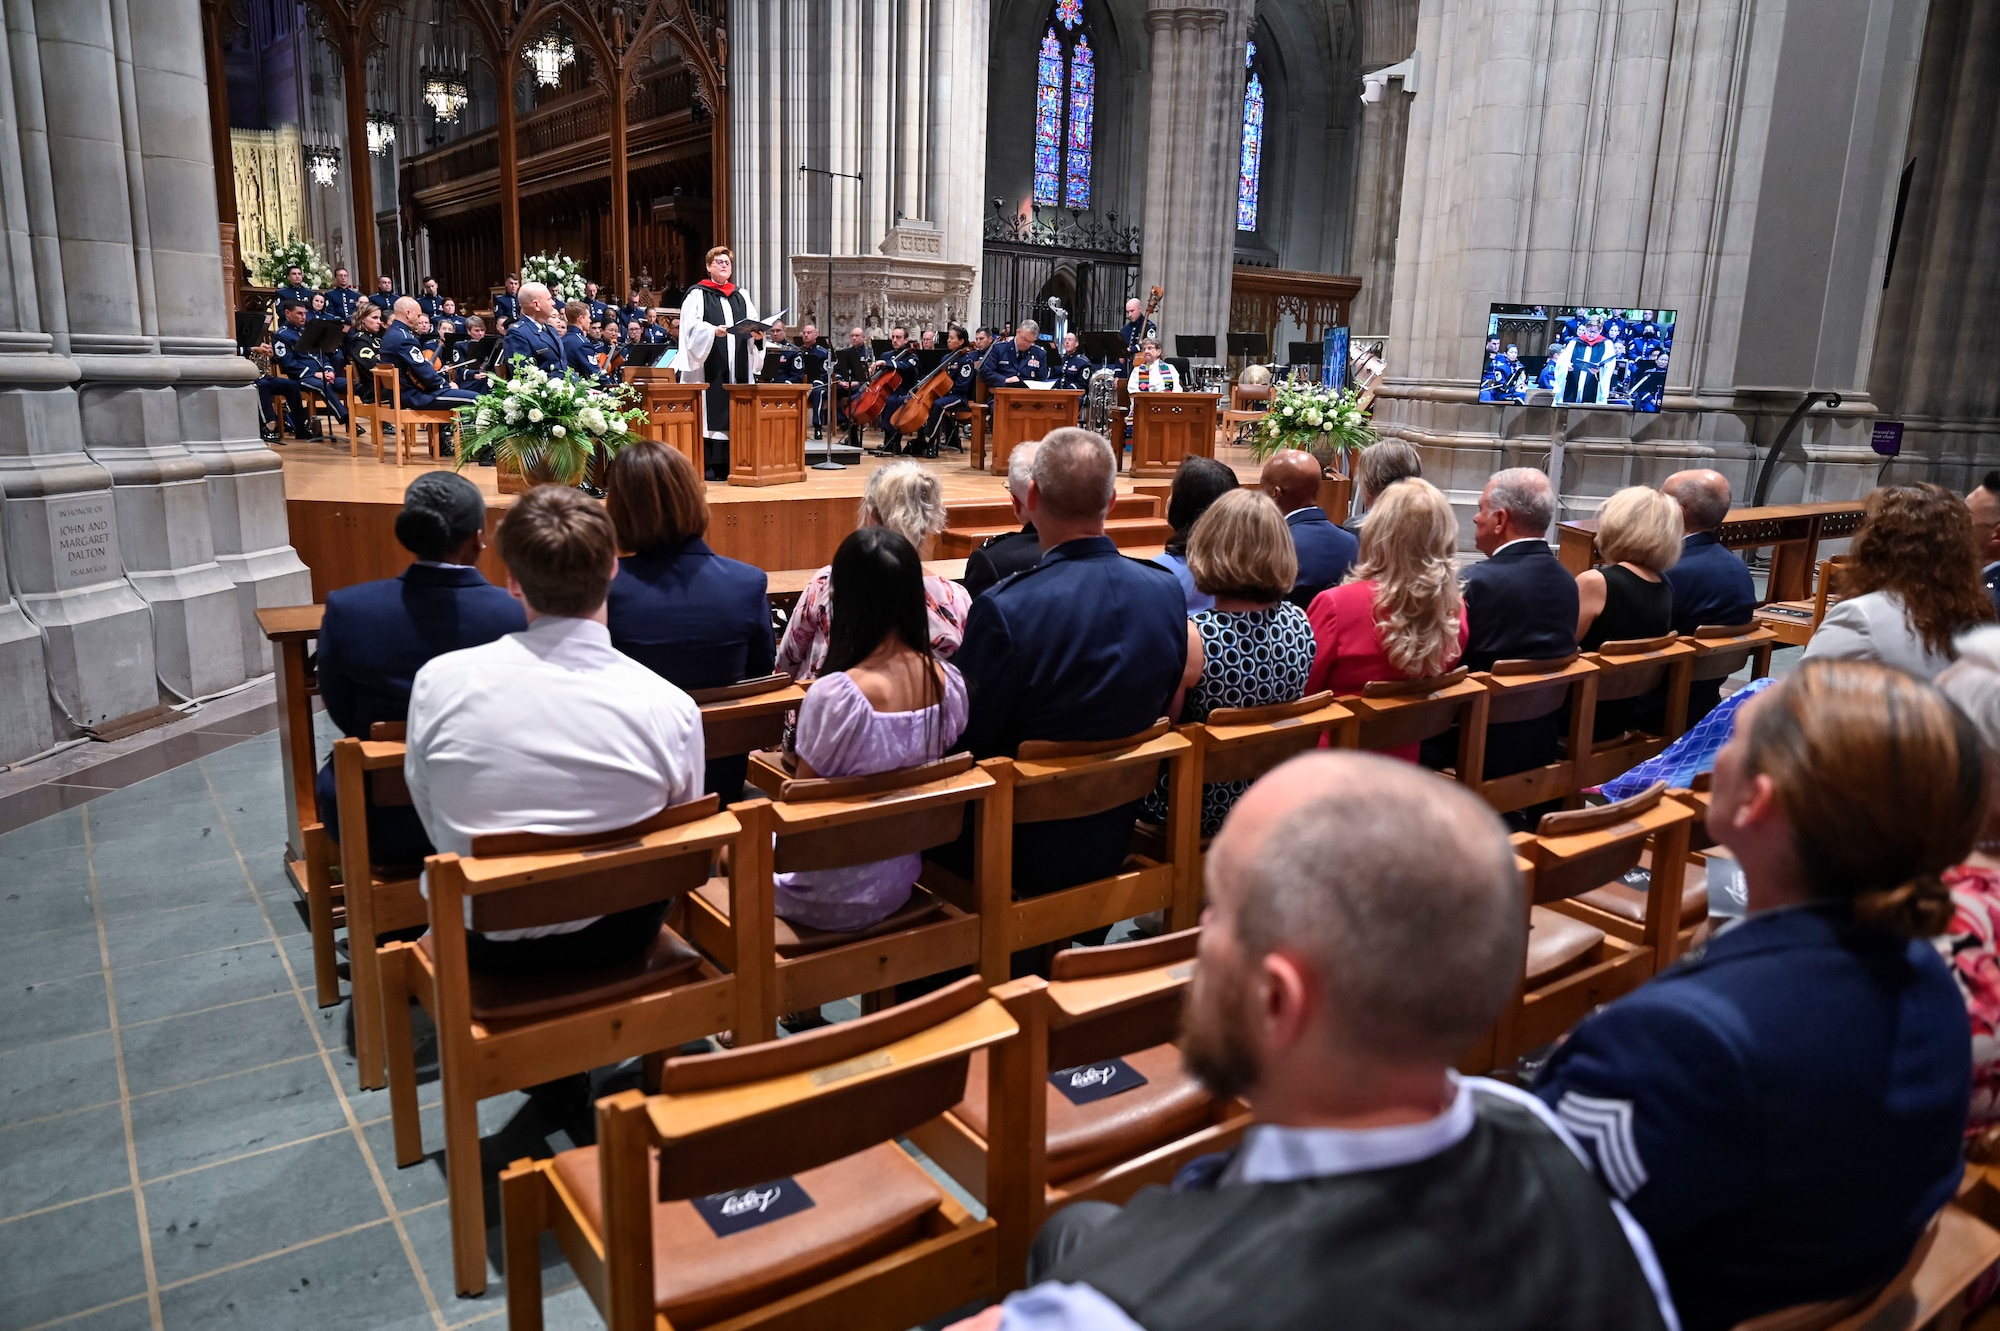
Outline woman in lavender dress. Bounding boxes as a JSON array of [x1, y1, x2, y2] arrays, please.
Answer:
[[774, 526, 969, 931]]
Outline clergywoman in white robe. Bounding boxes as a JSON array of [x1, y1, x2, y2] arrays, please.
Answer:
[[674, 245, 766, 480]]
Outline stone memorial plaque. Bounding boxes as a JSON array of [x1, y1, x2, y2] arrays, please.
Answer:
[[48, 493, 119, 590]]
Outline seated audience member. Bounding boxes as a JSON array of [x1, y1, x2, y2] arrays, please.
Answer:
[[960, 752, 1674, 1331], [964, 439, 1043, 598], [1345, 438, 1422, 535], [1305, 478, 1468, 760], [775, 527, 968, 931], [1965, 472, 2000, 613], [1804, 483, 1996, 679], [1143, 490, 1314, 834], [1151, 455, 1239, 613], [1661, 468, 1757, 721], [1577, 486, 1680, 741], [1935, 627, 2000, 1138], [956, 428, 1188, 899], [775, 459, 971, 681], [1537, 659, 1979, 1330], [1260, 448, 1358, 607], [313, 473, 523, 863], [404, 486, 704, 971], [603, 441, 773, 800]]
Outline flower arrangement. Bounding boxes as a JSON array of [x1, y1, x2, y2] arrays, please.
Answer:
[[253, 234, 333, 289], [519, 251, 588, 303], [1247, 381, 1377, 466], [453, 358, 647, 486]]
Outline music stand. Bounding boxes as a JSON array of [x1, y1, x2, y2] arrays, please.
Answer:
[[300, 319, 345, 359], [235, 311, 268, 354], [1175, 335, 1217, 362], [1080, 330, 1127, 366], [622, 342, 669, 368], [1226, 332, 1269, 361], [1288, 340, 1323, 364]]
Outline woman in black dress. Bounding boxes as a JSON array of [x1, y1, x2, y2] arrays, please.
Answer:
[[1576, 485, 1681, 736]]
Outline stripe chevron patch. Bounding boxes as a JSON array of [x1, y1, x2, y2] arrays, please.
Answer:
[[1556, 1091, 1650, 1200]]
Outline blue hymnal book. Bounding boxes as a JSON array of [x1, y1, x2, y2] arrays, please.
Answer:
[[691, 1177, 816, 1238]]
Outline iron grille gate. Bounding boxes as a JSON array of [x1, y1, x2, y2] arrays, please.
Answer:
[[980, 210, 1141, 335]]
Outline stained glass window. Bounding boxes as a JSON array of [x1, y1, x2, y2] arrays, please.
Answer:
[[1034, 28, 1064, 206], [1055, 0, 1082, 30], [1065, 36, 1094, 209], [1245, 39, 1256, 66], [1238, 70, 1265, 231]]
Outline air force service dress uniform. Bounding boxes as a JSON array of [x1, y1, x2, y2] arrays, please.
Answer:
[[499, 316, 566, 377], [275, 282, 318, 309], [274, 322, 346, 424], [322, 285, 362, 322], [380, 322, 480, 410], [764, 342, 806, 384], [492, 292, 521, 324], [875, 343, 923, 454], [979, 339, 1054, 391], [675, 278, 766, 480]]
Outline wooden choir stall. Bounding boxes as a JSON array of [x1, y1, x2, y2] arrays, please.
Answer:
[[1128, 391, 1221, 478], [989, 387, 1084, 476]]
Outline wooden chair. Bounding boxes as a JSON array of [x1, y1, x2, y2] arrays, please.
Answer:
[[1484, 782, 1696, 1071], [372, 365, 451, 465], [1730, 1202, 2000, 1330], [1680, 622, 1777, 724], [1556, 787, 1713, 962], [380, 795, 747, 1295], [498, 976, 1022, 1331], [1468, 654, 1599, 815], [682, 752, 997, 1044], [1338, 667, 1492, 782], [1220, 381, 1272, 446], [688, 672, 805, 804], [343, 370, 380, 457], [1576, 634, 1697, 790], [328, 725, 430, 1092], [933, 721, 1199, 983], [908, 928, 1253, 1286]]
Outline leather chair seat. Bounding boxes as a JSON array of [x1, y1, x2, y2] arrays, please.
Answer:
[[417, 925, 704, 1023], [1576, 861, 1709, 928], [694, 880, 946, 958], [1526, 907, 1605, 984], [952, 1042, 1216, 1184], [550, 1139, 944, 1326]]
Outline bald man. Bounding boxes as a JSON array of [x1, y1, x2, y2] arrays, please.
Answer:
[[1660, 469, 1755, 635], [956, 753, 1673, 1331], [380, 297, 480, 411], [1260, 449, 1358, 608], [1965, 473, 2000, 612], [499, 280, 566, 375]]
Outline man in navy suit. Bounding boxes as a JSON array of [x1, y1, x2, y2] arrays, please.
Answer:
[[498, 281, 566, 376], [1262, 450, 1358, 608], [1964, 472, 2000, 613], [955, 428, 1189, 906], [313, 472, 525, 863], [1661, 469, 1758, 722]]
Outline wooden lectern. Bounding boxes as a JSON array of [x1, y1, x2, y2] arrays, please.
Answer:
[[727, 383, 811, 486], [988, 387, 1083, 476], [624, 368, 705, 475], [1128, 391, 1221, 478]]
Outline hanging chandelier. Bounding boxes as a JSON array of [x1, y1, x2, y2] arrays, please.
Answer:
[[365, 109, 397, 156], [305, 141, 340, 186], [421, 45, 469, 123], [526, 23, 575, 87]]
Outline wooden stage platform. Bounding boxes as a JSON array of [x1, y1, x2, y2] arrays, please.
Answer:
[[281, 438, 1263, 599]]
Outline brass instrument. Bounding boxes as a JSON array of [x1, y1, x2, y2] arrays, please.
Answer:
[[1086, 367, 1122, 434]]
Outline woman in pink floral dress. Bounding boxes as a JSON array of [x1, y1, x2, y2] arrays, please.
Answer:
[[1936, 627, 2000, 1136]]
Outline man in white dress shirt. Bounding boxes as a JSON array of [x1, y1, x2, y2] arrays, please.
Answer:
[[405, 485, 704, 972], [952, 752, 1677, 1331]]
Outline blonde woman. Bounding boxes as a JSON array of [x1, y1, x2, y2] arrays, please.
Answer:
[[1304, 478, 1467, 760], [775, 459, 972, 680], [1576, 485, 1682, 650]]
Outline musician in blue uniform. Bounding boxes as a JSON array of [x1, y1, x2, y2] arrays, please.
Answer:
[[410, 277, 440, 322], [1626, 350, 1669, 412], [368, 275, 397, 313], [1120, 298, 1157, 371], [381, 298, 480, 410], [871, 324, 923, 455], [980, 319, 1053, 390], [798, 323, 831, 434], [274, 264, 317, 309], [341, 303, 385, 404], [583, 281, 613, 328], [492, 274, 521, 324], [620, 288, 648, 329], [497, 281, 566, 377], [445, 316, 495, 392], [762, 322, 805, 382], [915, 325, 980, 455], [248, 334, 312, 442], [272, 301, 346, 426], [558, 301, 612, 385], [1480, 344, 1528, 403], [323, 268, 362, 323], [1053, 330, 1094, 390]]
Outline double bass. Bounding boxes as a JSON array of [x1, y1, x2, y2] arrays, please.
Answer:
[[889, 348, 974, 436]]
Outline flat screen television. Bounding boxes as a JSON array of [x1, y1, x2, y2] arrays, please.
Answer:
[[1477, 304, 1677, 412]]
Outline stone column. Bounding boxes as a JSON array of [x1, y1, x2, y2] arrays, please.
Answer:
[[1376, 0, 1930, 527], [1347, 0, 1419, 333], [0, 499, 53, 761], [1138, 0, 1252, 357]]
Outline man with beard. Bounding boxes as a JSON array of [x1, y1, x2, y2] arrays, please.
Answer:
[[951, 752, 1676, 1331]]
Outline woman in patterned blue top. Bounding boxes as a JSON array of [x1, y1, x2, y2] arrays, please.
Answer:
[[1147, 488, 1317, 834]]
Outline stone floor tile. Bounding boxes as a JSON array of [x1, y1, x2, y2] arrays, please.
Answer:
[[119, 992, 318, 1097], [130, 1055, 346, 1182], [155, 1221, 434, 1331], [0, 1031, 120, 1126], [113, 941, 292, 1027], [103, 898, 273, 970], [0, 922, 106, 990], [0, 1190, 149, 1329], [0, 881, 96, 937], [0, 1102, 129, 1220], [0, 970, 109, 1056]]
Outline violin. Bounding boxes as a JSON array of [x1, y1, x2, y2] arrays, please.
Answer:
[[890, 348, 973, 435], [850, 360, 902, 426]]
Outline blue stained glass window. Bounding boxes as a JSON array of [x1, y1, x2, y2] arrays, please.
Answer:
[[1238, 71, 1264, 231], [1034, 29, 1063, 205], [1065, 36, 1094, 209], [1245, 39, 1256, 67], [1055, 0, 1082, 29]]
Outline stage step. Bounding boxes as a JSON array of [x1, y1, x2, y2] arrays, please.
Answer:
[[935, 515, 1173, 559]]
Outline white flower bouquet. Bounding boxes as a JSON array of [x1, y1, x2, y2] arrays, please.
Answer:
[[253, 235, 333, 289], [519, 251, 589, 303], [453, 358, 647, 486], [1250, 381, 1377, 466]]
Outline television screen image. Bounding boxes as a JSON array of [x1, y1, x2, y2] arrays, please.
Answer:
[[1477, 304, 1677, 412]]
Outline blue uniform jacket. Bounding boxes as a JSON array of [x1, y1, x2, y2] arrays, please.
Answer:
[[561, 327, 605, 381], [273, 324, 336, 386], [368, 290, 397, 313], [1536, 906, 1969, 1330], [606, 539, 775, 800], [1284, 505, 1359, 604], [379, 322, 452, 406], [492, 293, 521, 323], [764, 344, 806, 383], [323, 286, 361, 322], [1663, 532, 1757, 635], [499, 317, 566, 376], [979, 340, 1054, 390], [1054, 351, 1095, 391], [414, 293, 442, 320], [275, 283, 318, 309], [312, 564, 525, 861], [954, 536, 1188, 896]]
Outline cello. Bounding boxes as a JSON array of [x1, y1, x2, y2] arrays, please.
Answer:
[[889, 348, 973, 436], [849, 357, 902, 426]]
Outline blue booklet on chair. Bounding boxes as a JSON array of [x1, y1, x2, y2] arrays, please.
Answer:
[[693, 1177, 816, 1237], [1051, 1057, 1148, 1105]]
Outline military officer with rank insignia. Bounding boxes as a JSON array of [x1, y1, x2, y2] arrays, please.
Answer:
[[584, 281, 613, 329], [1054, 330, 1094, 391], [341, 303, 385, 405], [414, 278, 443, 322], [906, 325, 980, 457], [499, 281, 567, 376], [763, 322, 806, 383], [273, 300, 346, 429], [368, 275, 398, 313], [1121, 298, 1158, 372], [980, 319, 1053, 390], [381, 297, 480, 411]]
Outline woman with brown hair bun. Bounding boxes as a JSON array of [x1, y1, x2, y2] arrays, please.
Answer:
[[1535, 659, 1982, 1331], [1804, 482, 1997, 678]]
